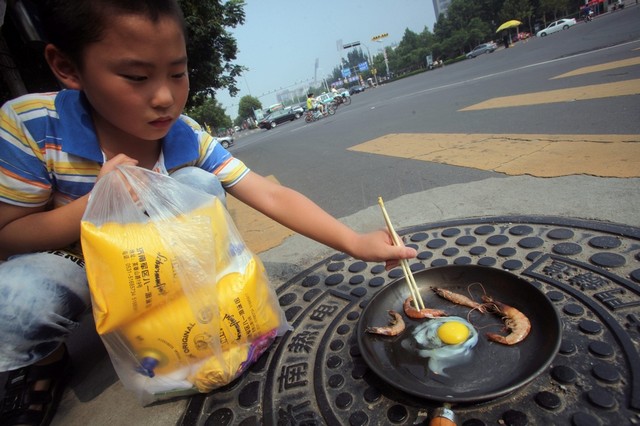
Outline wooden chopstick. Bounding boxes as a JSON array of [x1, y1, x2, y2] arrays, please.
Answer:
[[377, 197, 426, 310]]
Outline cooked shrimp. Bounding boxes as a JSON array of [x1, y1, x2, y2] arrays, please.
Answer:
[[365, 310, 405, 336], [403, 296, 447, 319], [481, 295, 531, 345], [431, 286, 487, 313]]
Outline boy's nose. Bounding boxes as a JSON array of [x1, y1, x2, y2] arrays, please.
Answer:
[[151, 83, 174, 108]]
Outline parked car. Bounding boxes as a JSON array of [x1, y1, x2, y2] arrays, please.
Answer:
[[466, 42, 497, 58], [286, 105, 304, 118], [258, 108, 298, 129], [349, 85, 366, 94], [215, 135, 234, 149], [536, 18, 577, 37]]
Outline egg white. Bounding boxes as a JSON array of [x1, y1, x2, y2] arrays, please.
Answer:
[[401, 316, 478, 376]]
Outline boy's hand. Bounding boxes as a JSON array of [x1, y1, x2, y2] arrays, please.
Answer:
[[97, 154, 138, 181], [350, 230, 417, 270]]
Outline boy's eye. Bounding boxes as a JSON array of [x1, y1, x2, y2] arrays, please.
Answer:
[[121, 75, 147, 82], [172, 72, 188, 79]]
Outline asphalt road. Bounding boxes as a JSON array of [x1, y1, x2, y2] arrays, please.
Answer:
[[229, 7, 640, 220]]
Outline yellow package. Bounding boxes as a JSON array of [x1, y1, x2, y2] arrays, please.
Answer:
[[80, 166, 290, 403], [82, 198, 233, 334], [112, 257, 283, 377], [189, 344, 250, 392]]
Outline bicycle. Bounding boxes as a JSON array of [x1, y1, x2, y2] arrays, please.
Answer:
[[304, 105, 336, 123]]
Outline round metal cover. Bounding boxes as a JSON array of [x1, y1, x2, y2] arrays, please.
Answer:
[[357, 265, 562, 403]]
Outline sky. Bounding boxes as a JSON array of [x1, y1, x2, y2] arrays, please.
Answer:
[[214, 0, 437, 115]]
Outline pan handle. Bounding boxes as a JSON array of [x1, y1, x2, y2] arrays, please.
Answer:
[[429, 406, 457, 426]]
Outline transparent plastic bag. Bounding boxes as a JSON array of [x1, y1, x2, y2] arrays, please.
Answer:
[[80, 166, 290, 404]]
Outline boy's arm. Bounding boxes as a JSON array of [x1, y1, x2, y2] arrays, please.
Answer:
[[226, 171, 416, 265], [0, 197, 89, 259], [0, 153, 137, 259]]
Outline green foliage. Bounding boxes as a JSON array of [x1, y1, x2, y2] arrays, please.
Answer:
[[178, 0, 247, 109], [499, 0, 534, 24], [538, 0, 570, 20], [185, 97, 232, 133], [331, 48, 369, 83], [237, 96, 263, 120]]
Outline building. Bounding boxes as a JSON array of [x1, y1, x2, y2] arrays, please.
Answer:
[[433, 0, 452, 19]]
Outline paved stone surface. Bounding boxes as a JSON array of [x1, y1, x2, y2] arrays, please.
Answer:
[[179, 216, 640, 425]]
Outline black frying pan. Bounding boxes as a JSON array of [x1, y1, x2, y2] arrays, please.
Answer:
[[357, 265, 561, 403]]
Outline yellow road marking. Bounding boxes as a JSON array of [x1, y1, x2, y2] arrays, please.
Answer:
[[226, 175, 294, 254], [552, 57, 640, 79], [236, 55, 640, 251], [460, 79, 640, 110], [349, 133, 640, 178]]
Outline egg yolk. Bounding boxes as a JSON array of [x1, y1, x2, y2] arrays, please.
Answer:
[[437, 321, 470, 345]]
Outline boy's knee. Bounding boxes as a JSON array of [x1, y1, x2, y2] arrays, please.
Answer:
[[0, 255, 87, 367], [0, 255, 88, 323]]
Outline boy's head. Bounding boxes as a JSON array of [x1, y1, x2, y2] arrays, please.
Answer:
[[40, 0, 186, 68], [40, 0, 191, 144]]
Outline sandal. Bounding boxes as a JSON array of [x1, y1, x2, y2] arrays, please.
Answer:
[[0, 346, 71, 426]]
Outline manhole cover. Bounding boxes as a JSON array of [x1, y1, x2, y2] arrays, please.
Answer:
[[180, 216, 640, 426]]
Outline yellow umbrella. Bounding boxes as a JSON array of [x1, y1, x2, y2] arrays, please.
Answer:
[[496, 20, 522, 32]]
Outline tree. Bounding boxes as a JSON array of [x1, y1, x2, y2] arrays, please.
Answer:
[[499, 0, 534, 31], [237, 95, 262, 120], [393, 29, 422, 71], [0, 1, 247, 108], [538, 0, 570, 20], [178, 0, 247, 108], [185, 97, 232, 133]]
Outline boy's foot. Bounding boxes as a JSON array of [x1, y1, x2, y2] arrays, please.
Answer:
[[0, 345, 70, 426]]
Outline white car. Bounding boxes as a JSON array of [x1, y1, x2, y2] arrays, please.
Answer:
[[215, 135, 234, 149], [536, 18, 577, 37]]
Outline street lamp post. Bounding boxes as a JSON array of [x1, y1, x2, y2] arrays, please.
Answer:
[[371, 32, 390, 79], [359, 43, 378, 86]]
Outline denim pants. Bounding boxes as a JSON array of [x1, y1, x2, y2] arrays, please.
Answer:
[[0, 167, 226, 371]]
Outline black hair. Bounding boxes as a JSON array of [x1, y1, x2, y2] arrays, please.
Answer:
[[38, 0, 186, 67]]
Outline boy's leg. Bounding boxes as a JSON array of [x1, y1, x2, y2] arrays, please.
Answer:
[[0, 251, 89, 370], [0, 250, 88, 424]]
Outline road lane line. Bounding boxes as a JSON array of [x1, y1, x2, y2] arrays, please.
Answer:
[[349, 133, 640, 178], [460, 79, 640, 110], [375, 40, 640, 110], [552, 56, 640, 79]]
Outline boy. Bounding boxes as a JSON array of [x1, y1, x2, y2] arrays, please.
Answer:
[[0, 1, 415, 424]]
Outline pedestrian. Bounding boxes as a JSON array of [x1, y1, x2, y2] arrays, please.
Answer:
[[0, 1, 416, 425], [503, 33, 510, 48]]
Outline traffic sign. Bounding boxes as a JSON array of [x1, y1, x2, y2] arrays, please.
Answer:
[[371, 33, 389, 42], [343, 42, 361, 49]]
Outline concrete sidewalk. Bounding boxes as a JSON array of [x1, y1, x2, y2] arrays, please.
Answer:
[[36, 173, 639, 426]]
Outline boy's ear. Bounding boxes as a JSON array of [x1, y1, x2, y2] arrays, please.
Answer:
[[44, 44, 82, 90]]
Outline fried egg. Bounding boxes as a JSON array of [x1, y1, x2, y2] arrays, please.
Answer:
[[401, 316, 478, 376]]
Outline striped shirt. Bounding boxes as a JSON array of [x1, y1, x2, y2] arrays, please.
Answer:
[[0, 90, 249, 209]]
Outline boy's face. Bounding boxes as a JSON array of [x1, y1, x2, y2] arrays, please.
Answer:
[[74, 14, 189, 143]]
